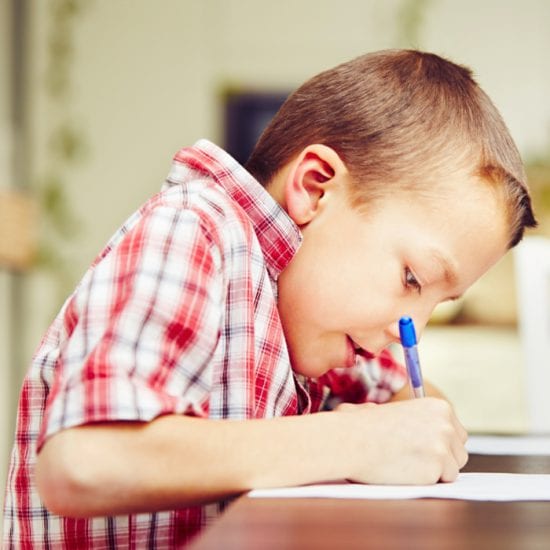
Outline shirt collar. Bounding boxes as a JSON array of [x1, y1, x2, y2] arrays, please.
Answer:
[[172, 139, 302, 280]]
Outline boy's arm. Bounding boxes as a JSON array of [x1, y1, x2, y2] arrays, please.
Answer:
[[36, 398, 468, 518]]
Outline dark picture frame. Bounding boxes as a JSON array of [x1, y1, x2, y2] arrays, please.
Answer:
[[223, 91, 289, 166]]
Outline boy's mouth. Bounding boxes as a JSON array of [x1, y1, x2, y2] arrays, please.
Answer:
[[346, 336, 375, 363]]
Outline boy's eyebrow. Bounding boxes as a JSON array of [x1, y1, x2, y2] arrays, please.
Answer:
[[432, 251, 463, 301], [431, 249, 459, 287]]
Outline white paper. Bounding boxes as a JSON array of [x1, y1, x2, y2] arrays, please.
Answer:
[[249, 473, 550, 501], [466, 435, 550, 455]]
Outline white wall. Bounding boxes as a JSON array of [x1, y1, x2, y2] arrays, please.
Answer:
[[423, 0, 550, 157], [0, 0, 13, 520]]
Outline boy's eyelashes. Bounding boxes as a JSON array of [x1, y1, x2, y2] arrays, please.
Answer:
[[404, 266, 422, 295]]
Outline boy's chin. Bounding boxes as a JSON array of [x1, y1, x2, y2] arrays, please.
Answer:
[[290, 358, 331, 379]]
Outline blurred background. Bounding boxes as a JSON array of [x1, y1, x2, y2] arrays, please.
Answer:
[[1, 0, 550, 506]]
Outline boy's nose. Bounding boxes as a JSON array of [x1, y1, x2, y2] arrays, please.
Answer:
[[410, 315, 430, 339], [386, 321, 401, 344], [388, 313, 430, 344]]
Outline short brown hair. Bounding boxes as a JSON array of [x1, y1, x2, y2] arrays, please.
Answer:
[[246, 49, 536, 248]]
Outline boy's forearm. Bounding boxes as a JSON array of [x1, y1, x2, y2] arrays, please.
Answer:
[[36, 398, 468, 518], [36, 412, 351, 517]]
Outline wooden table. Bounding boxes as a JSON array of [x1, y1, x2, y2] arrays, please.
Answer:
[[189, 454, 550, 550]]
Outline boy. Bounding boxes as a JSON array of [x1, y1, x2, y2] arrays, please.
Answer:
[[3, 50, 536, 548]]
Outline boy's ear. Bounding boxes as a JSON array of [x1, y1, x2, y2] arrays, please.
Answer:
[[284, 144, 348, 226]]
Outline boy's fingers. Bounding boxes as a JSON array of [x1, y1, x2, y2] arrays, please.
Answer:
[[455, 419, 468, 444], [451, 438, 469, 470], [440, 458, 460, 483], [447, 411, 468, 469], [446, 406, 468, 443]]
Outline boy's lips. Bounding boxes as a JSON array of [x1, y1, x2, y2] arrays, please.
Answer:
[[346, 336, 375, 366], [359, 349, 376, 360], [345, 337, 357, 368]]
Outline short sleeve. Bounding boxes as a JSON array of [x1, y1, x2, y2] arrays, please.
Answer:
[[38, 204, 224, 449]]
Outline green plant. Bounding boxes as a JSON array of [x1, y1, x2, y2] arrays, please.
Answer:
[[526, 154, 550, 235], [36, 0, 92, 296], [396, 0, 434, 47]]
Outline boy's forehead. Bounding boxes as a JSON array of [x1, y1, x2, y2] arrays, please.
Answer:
[[363, 178, 509, 250], [398, 171, 506, 214], [349, 161, 477, 202]]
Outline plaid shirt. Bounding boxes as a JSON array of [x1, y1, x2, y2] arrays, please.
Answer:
[[3, 140, 406, 548]]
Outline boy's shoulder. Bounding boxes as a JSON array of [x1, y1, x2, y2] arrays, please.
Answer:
[[157, 172, 256, 241]]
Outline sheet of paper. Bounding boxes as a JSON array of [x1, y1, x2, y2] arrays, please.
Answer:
[[249, 473, 550, 501], [466, 435, 550, 455]]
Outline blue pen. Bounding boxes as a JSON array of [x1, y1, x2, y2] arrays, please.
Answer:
[[399, 316, 425, 398]]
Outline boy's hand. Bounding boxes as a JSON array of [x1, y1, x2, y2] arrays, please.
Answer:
[[334, 398, 468, 485], [389, 378, 448, 402]]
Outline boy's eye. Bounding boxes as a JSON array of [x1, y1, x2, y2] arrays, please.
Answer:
[[404, 267, 422, 294]]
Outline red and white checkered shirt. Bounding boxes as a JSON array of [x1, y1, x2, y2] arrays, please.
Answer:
[[3, 140, 406, 548]]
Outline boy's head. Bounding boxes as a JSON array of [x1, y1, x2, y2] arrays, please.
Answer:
[[246, 49, 536, 249], [247, 50, 537, 377]]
